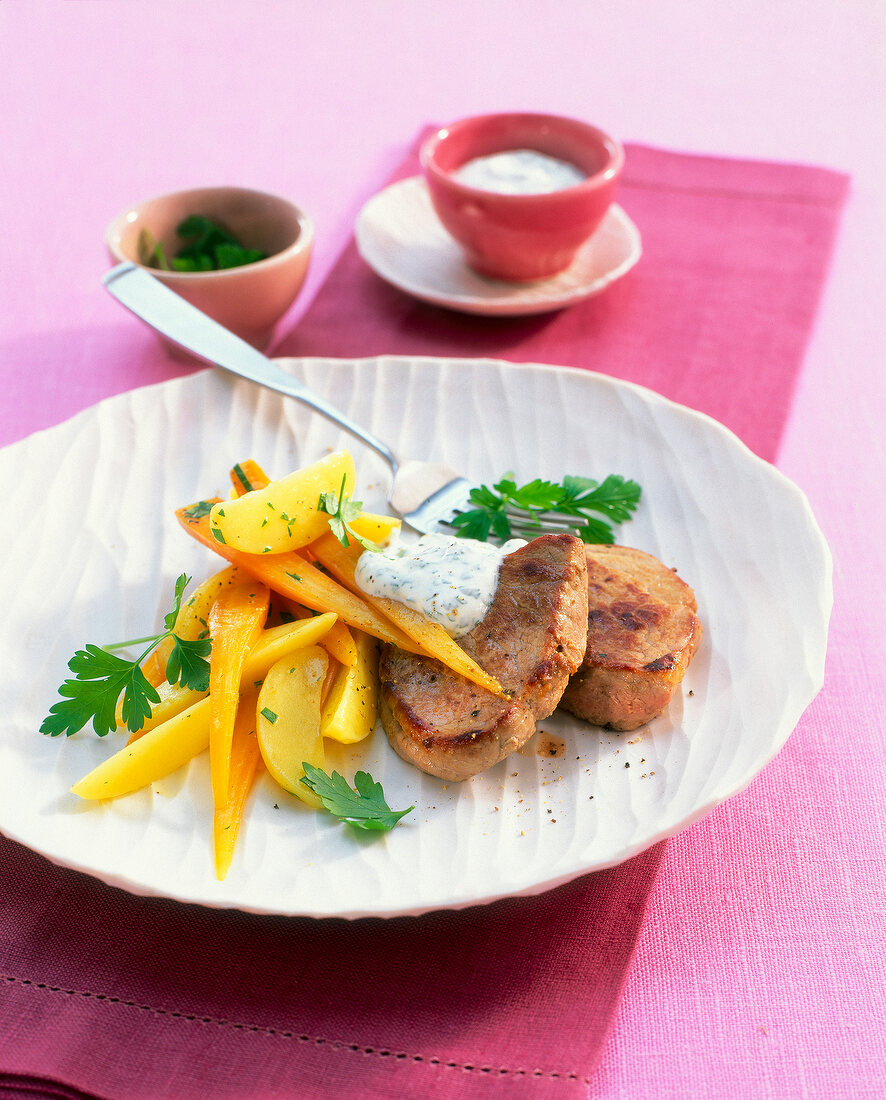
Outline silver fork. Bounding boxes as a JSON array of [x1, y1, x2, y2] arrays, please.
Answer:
[[102, 262, 586, 538]]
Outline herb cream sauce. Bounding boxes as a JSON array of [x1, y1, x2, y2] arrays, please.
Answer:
[[354, 533, 525, 638], [452, 149, 587, 194]]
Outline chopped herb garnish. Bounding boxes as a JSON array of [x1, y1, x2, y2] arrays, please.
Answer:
[[40, 574, 211, 738], [183, 500, 215, 520], [232, 463, 255, 494], [260, 707, 278, 724], [140, 215, 266, 273], [452, 474, 642, 544], [300, 764, 413, 831], [137, 229, 171, 271], [318, 475, 383, 552]]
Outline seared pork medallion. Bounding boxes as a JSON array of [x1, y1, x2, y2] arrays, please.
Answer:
[[560, 545, 701, 731], [379, 534, 589, 781]]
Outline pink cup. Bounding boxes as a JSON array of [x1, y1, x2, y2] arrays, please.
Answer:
[[420, 113, 624, 282]]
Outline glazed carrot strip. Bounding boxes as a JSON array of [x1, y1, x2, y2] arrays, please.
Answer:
[[229, 459, 271, 496], [175, 502, 419, 653], [117, 565, 240, 723], [213, 690, 263, 881], [207, 578, 270, 807]]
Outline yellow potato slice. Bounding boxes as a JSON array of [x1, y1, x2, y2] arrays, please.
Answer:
[[71, 697, 213, 801], [256, 647, 328, 808], [343, 512, 401, 547], [208, 451, 355, 554], [321, 630, 379, 744]]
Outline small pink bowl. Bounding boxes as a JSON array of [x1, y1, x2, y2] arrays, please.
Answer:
[[420, 113, 623, 282], [106, 186, 312, 352]]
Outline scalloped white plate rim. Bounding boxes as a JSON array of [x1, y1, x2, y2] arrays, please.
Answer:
[[0, 357, 831, 919], [355, 177, 642, 316]]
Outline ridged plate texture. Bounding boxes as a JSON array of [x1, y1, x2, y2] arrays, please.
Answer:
[[0, 357, 831, 918]]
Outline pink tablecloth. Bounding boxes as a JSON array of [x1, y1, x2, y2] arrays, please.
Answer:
[[1, 4, 885, 1098], [0, 134, 848, 1099]]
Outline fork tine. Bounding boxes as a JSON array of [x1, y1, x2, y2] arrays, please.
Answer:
[[503, 505, 581, 526], [444, 506, 587, 538], [404, 481, 589, 540], [507, 517, 586, 535]]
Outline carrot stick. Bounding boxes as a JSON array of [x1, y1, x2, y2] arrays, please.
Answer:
[[175, 502, 419, 652], [118, 565, 240, 720], [230, 459, 271, 496], [207, 579, 270, 806], [213, 689, 263, 881]]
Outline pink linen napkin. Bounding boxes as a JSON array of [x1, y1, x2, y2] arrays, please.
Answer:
[[0, 136, 847, 1100]]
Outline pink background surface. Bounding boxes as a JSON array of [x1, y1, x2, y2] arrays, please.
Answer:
[[1, 3, 885, 1098]]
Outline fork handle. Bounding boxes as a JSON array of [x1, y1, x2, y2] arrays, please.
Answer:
[[102, 263, 398, 472]]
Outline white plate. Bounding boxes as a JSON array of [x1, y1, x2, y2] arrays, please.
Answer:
[[355, 177, 642, 316], [0, 357, 830, 918]]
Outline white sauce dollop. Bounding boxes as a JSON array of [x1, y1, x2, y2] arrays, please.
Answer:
[[354, 532, 525, 638], [452, 149, 587, 195]]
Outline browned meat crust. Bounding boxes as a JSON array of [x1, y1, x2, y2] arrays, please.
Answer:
[[378, 534, 588, 781], [559, 545, 701, 731]]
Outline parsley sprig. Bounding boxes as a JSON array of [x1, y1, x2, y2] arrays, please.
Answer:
[[40, 574, 211, 739], [317, 475, 383, 552], [451, 474, 642, 544], [300, 763, 413, 831]]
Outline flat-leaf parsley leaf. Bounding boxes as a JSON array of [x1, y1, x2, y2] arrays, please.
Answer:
[[318, 475, 383, 553], [40, 574, 211, 738], [451, 473, 641, 545], [300, 763, 413, 831]]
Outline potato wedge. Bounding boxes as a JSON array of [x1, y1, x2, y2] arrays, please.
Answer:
[[321, 630, 379, 744], [213, 689, 262, 881], [342, 512, 401, 547], [72, 696, 214, 801], [209, 451, 355, 554], [256, 647, 328, 809], [280, 600, 358, 668]]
